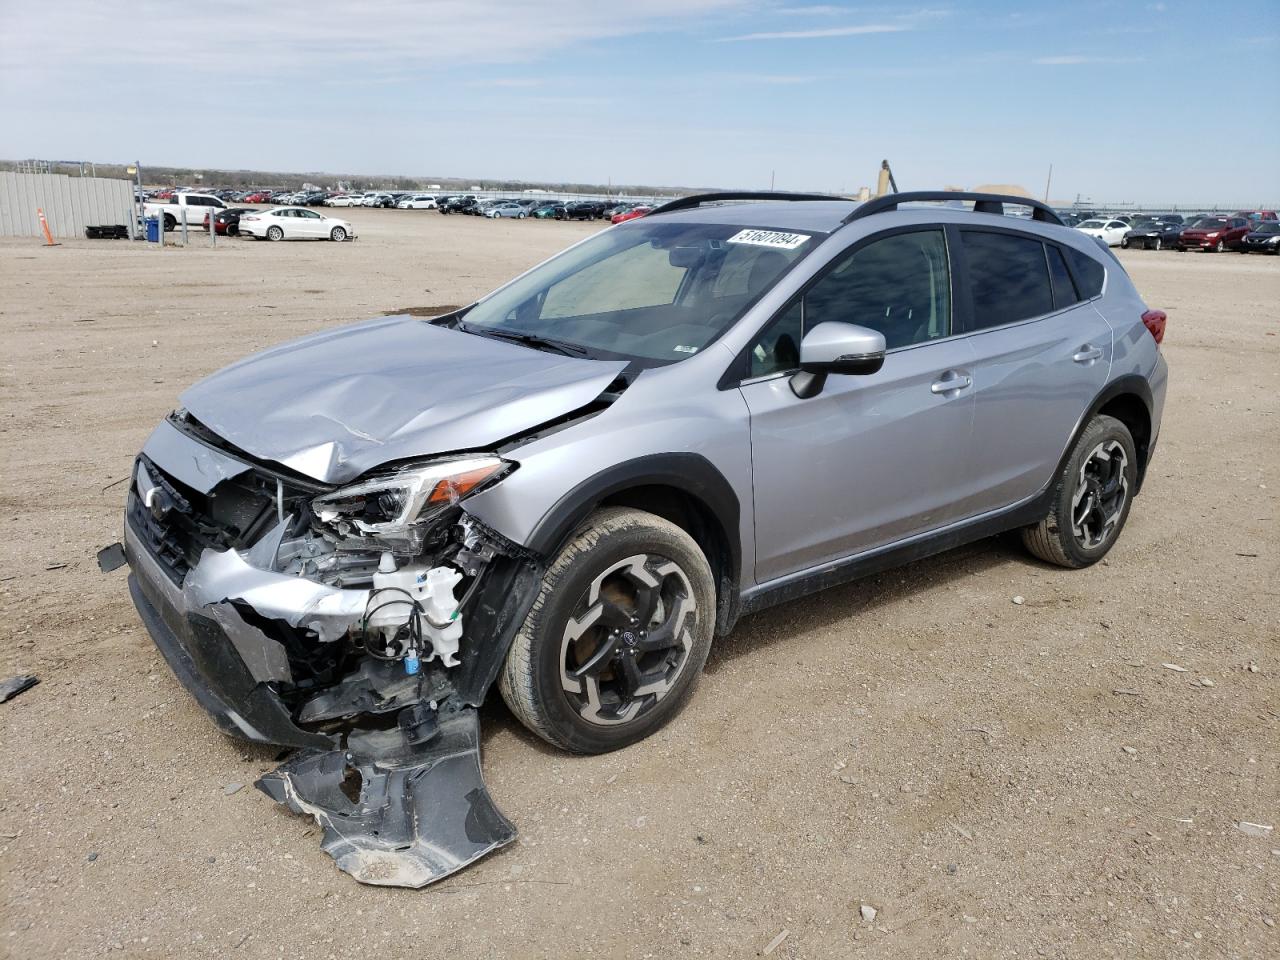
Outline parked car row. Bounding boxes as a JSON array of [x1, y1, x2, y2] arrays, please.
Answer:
[[1071, 210, 1279, 253]]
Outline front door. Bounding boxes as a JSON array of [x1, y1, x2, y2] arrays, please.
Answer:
[[740, 228, 981, 584]]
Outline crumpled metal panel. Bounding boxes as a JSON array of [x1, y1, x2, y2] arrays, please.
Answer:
[[182, 546, 368, 644], [257, 707, 515, 887], [141, 418, 251, 494], [179, 316, 628, 484]]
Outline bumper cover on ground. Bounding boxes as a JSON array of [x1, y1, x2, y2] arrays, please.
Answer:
[[257, 708, 516, 887]]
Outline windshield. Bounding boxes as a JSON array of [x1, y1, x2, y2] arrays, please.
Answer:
[[457, 219, 819, 363], [1192, 218, 1227, 229], [1254, 222, 1280, 235], [1079, 220, 1105, 228]]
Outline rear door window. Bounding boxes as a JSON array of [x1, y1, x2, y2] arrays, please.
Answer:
[[960, 231, 1054, 330]]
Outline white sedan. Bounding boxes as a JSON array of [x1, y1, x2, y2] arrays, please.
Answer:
[[238, 207, 357, 242], [325, 195, 362, 207], [396, 195, 437, 209], [1075, 218, 1130, 247]]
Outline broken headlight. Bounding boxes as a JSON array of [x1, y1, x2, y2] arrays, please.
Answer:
[[311, 457, 510, 551]]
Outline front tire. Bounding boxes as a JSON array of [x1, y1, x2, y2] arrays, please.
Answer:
[[499, 507, 716, 754], [1213, 240, 1224, 252], [330, 226, 346, 241], [1154, 237, 1162, 250], [266, 225, 284, 241], [1021, 415, 1137, 569], [1120, 237, 1130, 249]]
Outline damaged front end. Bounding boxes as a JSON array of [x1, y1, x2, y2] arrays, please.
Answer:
[[119, 414, 542, 886]]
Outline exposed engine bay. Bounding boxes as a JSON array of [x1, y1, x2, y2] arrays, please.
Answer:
[[113, 411, 545, 886]]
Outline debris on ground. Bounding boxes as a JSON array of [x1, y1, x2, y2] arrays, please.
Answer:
[[1122, 746, 1137, 755], [96, 542, 127, 572], [1162, 663, 1188, 672], [860, 904, 878, 923], [0, 675, 38, 704], [1198, 677, 1215, 687], [1011, 596, 1025, 605], [223, 782, 244, 796], [761, 929, 789, 956], [1236, 821, 1273, 839]]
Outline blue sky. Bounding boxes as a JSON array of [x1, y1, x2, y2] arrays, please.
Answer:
[[2, 1, 1277, 203]]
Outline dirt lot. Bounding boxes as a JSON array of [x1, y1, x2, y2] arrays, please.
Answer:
[[1, 209, 1276, 959]]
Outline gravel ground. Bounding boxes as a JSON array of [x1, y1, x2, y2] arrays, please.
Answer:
[[0, 210, 1276, 959]]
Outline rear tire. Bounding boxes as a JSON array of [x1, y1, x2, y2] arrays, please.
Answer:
[[1021, 415, 1137, 569], [499, 507, 716, 754], [1120, 237, 1130, 249], [266, 225, 283, 241]]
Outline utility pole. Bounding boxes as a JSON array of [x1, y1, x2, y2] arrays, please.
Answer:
[[770, 170, 775, 190], [1044, 163, 1053, 203]]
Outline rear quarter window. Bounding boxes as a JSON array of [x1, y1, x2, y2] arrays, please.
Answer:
[[1064, 246, 1106, 299]]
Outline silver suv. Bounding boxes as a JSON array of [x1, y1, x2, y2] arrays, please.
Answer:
[[114, 191, 1168, 886]]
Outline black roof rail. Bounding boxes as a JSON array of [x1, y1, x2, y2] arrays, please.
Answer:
[[648, 191, 848, 217], [843, 191, 1065, 226]]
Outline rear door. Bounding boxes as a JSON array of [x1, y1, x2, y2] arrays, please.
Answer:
[[958, 229, 1114, 514]]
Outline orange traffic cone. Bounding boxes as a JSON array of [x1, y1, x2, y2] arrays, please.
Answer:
[[37, 208, 60, 246]]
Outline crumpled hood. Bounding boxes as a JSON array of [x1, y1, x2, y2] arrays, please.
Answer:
[[180, 315, 627, 484]]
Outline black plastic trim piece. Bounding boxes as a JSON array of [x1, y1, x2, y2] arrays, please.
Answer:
[[524, 453, 743, 630], [1062, 374, 1155, 492], [649, 191, 847, 217], [736, 489, 1053, 619], [844, 191, 1065, 226]]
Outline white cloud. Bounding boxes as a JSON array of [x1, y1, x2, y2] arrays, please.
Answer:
[[1033, 55, 1098, 65], [0, 0, 748, 79], [774, 5, 845, 14], [717, 24, 907, 41]]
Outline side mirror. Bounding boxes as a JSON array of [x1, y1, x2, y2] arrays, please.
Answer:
[[791, 322, 886, 398]]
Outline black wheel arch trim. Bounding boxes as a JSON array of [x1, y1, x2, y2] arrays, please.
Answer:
[[1062, 374, 1155, 493], [524, 453, 743, 634]]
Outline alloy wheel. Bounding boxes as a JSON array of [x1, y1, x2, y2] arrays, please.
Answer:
[[559, 554, 697, 726], [1071, 440, 1129, 549]]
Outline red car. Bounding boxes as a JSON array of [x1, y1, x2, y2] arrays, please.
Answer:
[[1233, 209, 1278, 221], [1176, 215, 1252, 252], [611, 205, 652, 224], [243, 191, 273, 203]]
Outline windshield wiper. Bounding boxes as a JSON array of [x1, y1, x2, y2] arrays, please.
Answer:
[[458, 322, 591, 358]]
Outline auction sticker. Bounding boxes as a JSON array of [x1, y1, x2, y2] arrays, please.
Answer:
[[726, 228, 810, 250]]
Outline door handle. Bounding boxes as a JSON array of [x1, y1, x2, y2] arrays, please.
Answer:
[[1073, 345, 1103, 363], [931, 373, 972, 394]]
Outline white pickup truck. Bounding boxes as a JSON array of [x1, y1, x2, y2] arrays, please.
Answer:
[[143, 192, 227, 231]]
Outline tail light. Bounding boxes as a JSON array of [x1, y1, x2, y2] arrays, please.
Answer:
[[1142, 309, 1166, 345]]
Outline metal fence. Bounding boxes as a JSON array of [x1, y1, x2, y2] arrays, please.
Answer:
[[0, 172, 135, 239]]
